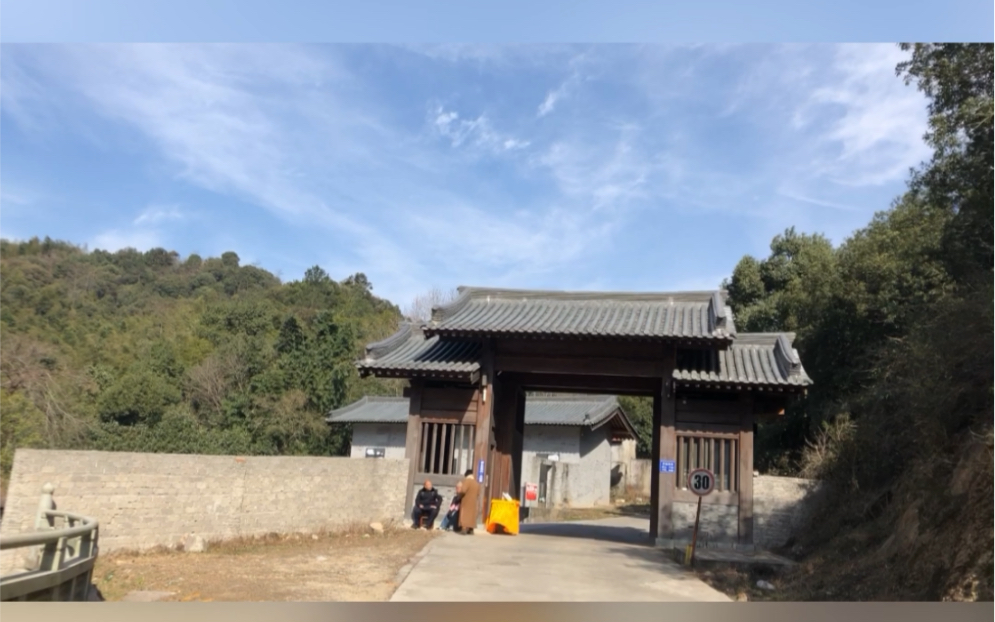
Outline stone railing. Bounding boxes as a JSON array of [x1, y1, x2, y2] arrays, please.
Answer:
[[0, 484, 100, 602]]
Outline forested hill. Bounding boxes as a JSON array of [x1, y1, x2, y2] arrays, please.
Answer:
[[720, 44, 992, 601], [0, 239, 406, 478]]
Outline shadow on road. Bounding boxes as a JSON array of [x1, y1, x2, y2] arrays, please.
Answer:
[[518, 520, 652, 546], [516, 517, 711, 581]]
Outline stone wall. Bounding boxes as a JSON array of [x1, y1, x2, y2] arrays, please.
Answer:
[[0, 449, 409, 572], [753, 474, 824, 549], [673, 501, 740, 544], [617, 458, 653, 501], [616, 460, 823, 548]]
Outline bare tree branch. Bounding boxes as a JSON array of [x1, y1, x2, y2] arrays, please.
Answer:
[[403, 287, 460, 322]]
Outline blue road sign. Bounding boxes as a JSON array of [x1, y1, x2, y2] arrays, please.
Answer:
[[477, 459, 485, 482], [660, 459, 676, 473]]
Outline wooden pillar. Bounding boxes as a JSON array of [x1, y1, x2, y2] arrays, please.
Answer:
[[474, 340, 495, 524], [403, 381, 424, 514], [511, 386, 526, 498], [738, 394, 755, 545], [649, 383, 661, 536], [491, 377, 519, 499], [651, 349, 677, 545]]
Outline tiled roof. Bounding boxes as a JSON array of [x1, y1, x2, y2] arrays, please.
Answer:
[[673, 333, 812, 389], [356, 323, 481, 380], [357, 322, 810, 390], [327, 395, 636, 438], [423, 287, 736, 342], [324, 396, 411, 423]]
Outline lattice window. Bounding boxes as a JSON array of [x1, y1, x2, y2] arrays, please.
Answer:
[[676, 433, 739, 493], [419, 421, 476, 476]]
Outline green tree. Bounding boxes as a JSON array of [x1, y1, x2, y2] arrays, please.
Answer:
[[898, 43, 994, 283], [0, 390, 47, 477]]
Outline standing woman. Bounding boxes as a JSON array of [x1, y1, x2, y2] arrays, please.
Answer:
[[457, 469, 479, 535]]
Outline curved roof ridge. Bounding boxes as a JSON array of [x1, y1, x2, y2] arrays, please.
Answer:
[[365, 322, 417, 359]]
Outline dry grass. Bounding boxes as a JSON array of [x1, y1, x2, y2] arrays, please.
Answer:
[[692, 565, 784, 602], [92, 523, 437, 602]]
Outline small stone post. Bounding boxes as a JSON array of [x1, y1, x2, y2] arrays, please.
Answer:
[[25, 483, 56, 570], [36, 483, 56, 530]]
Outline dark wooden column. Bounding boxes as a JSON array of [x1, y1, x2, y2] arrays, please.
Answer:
[[474, 340, 495, 524], [511, 386, 526, 498], [651, 348, 677, 544], [403, 381, 424, 514], [738, 394, 755, 545], [491, 376, 519, 500]]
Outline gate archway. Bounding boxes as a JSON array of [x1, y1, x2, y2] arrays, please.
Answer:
[[357, 287, 811, 547]]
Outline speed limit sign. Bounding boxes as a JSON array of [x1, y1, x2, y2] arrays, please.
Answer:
[[687, 468, 715, 496]]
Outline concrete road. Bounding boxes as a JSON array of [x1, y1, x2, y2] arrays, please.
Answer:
[[390, 516, 731, 602]]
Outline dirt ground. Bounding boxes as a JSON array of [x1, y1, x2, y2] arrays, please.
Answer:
[[92, 527, 437, 602], [692, 565, 784, 602]]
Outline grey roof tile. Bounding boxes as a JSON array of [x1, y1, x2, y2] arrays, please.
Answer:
[[328, 395, 636, 438], [357, 324, 811, 389], [324, 396, 410, 423], [423, 287, 736, 342], [673, 333, 812, 388], [357, 323, 481, 379]]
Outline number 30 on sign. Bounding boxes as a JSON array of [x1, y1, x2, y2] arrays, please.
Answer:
[[687, 468, 715, 496]]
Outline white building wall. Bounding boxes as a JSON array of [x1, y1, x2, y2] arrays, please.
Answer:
[[610, 438, 637, 465], [521, 425, 613, 508], [349, 423, 407, 459], [347, 422, 616, 508]]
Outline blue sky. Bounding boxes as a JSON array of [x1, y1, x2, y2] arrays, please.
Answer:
[[0, 43, 935, 306]]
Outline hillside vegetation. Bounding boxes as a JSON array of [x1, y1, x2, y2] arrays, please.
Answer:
[[723, 43, 993, 601], [0, 243, 405, 479]]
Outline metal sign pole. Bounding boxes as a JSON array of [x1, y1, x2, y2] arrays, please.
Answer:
[[685, 468, 714, 568], [689, 495, 702, 567]]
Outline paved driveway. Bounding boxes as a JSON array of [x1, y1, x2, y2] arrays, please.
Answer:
[[390, 516, 730, 602]]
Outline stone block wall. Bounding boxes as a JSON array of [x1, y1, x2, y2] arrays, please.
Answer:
[[0, 449, 409, 572], [616, 460, 823, 549], [753, 474, 824, 549]]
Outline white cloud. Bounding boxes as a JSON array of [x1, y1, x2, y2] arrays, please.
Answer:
[[432, 105, 530, 153], [91, 228, 163, 252], [133, 204, 187, 225], [0, 182, 42, 209], [536, 52, 592, 118], [2, 43, 934, 304], [4, 44, 430, 296], [805, 44, 931, 186], [533, 128, 671, 214], [537, 90, 561, 117]]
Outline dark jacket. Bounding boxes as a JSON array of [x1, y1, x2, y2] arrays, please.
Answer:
[[414, 487, 442, 509]]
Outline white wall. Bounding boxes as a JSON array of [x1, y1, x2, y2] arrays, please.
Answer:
[[521, 425, 613, 508], [348, 422, 616, 509], [610, 439, 637, 465], [349, 423, 407, 459]]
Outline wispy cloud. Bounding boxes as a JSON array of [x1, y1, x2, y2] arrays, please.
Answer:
[[133, 204, 187, 225], [91, 228, 163, 252], [776, 190, 859, 212], [536, 54, 589, 118], [1, 43, 930, 304], [0, 181, 43, 207], [805, 44, 930, 186], [432, 106, 530, 153]]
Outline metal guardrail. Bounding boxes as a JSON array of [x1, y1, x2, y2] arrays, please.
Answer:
[[0, 484, 100, 602]]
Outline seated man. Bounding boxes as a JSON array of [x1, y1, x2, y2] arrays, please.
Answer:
[[411, 479, 443, 530], [439, 481, 463, 531]]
